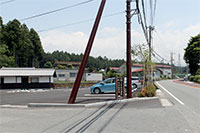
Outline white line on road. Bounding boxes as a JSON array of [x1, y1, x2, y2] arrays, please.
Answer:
[[156, 82, 185, 105]]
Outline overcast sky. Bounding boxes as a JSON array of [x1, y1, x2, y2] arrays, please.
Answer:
[[1, 0, 200, 66]]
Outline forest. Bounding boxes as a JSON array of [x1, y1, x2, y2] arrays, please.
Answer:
[[0, 17, 125, 70]]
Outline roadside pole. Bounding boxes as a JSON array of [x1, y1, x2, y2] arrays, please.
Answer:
[[68, 0, 106, 104], [126, 0, 132, 98]]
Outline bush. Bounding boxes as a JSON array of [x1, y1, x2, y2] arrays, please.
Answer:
[[137, 83, 156, 97], [196, 69, 200, 75], [189, 75, 195, 81], [194, 75, 200, 82], [197, 79, 200, 84]]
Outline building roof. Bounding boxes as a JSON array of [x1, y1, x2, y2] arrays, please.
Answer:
[[55, 61, 81, 65], [133, 69, 143, 72], [0, 67, 56, 77], [133, 64, 171, 68], [109, 67, 120, 71]]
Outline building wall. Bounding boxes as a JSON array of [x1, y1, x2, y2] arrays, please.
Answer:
[[85, 73, 102, 81], [0, 76, 53, 89], [162, 68, 172, 78], [4, 77, 16, 83], [56, 69, 79, 82], [39, 77, 50, 83]]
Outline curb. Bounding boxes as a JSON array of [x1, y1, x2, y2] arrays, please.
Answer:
[[28, 97, 159, 108]]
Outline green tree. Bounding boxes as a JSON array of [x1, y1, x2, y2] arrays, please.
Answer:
[[0, 44, 15, 67], [29, 28, 44, 67], [0, 17, 44, 67], [18, 24, 34, 67], [3, 19, 21, 65], [44, 61, 53, 68], [184, 34, 200, 75]]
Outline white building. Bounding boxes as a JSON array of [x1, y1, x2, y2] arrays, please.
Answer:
[[119, 63, 172, 79], [55, 69, 102, 82], [0, 67, 56, 89]]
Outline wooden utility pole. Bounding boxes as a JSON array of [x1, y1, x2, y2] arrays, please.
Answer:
[[68, 0, 106, 104], [126, 0, 132, 98]]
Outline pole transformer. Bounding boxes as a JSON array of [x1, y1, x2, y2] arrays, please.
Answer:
[[68, 0, 106, 104], [126, 0, 132, 98]]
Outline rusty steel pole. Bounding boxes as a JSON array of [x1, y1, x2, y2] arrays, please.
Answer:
[[68, 0, 106, 104], [126, 0, 132, 98]]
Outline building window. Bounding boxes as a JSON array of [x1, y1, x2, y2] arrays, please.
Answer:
[[31, 77, 39, 83], [70, 73, 77, 78], [16, 77, 21, 83], [58, 74, 65, 78]]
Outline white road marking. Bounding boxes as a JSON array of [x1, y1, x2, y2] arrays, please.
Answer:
[[159, 99, 173, 106], [156, 82, 185, 105], [0, 105, 28, 108]]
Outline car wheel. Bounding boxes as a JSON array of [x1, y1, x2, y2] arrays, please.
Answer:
[[133, 84, 137, 88], [94, 88, 101, 94]]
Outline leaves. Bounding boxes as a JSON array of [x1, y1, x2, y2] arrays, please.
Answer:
[[0, 18, 44, 67], [184, 33, 200, 75]]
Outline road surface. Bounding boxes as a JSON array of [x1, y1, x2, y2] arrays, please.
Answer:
[[0, 80, 200, 132]]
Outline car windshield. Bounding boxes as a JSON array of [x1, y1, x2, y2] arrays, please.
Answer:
[[104, 79, 115, 84]]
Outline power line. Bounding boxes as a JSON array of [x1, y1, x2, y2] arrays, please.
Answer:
[[20, 0, 95, 21], [152, 49, 169, 63], [38, 11, 125, 32], [136, 0, 148, 42], [153, 29, 171, 53], [0, 0, 16, 5], [153, 0, 157, 25], [141, 0, 148, 30]]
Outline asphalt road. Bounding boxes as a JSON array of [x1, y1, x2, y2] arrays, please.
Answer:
[[0, 88, 94, 105], [0, 80, 200, 132]]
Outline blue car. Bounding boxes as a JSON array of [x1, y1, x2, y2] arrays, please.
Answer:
[[90, 78, 140, 94]]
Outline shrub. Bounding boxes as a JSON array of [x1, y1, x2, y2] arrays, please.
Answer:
[[137, 83, 156, 97], [189, 75, 195, 81], [197, 79, 200, 84], [194, 75, 200, 82], [196, 69, 200, 75]]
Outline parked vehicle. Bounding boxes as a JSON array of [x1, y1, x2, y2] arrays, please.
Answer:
[[90, 77, 141, 94], [124, 76, 141, 89]]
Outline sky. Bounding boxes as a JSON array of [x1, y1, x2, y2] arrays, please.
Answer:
[[1, 0, 200, 66]]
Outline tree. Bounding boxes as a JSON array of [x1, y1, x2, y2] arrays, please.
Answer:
[[44, 61, 53, 68], [0, 17, 44, 67], [0, 44, 15, 67], [131, 44, 154, 87], [184, 34, 200, 75], [29, 28, 44, 67]]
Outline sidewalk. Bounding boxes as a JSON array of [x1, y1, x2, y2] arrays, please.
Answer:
[[173, 79, 200, 88]]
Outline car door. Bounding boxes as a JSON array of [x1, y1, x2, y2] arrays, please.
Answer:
[[101, 79, 115, 92]]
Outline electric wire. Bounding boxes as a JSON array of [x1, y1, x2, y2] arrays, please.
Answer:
[[152, 0, 157, 25], [141, 0, 148, 30], [0, 0, 16, 5], [136, 0, 148, 42], [152, 50, 169, 63], [149, 0, 153, 25], [153, 29, 171, 53], [20, 0, 95, 21], [38, 11, 125, 32]]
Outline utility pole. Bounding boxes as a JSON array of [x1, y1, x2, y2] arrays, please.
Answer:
[[148, 26, 152, 83], [170, 52, 174, 79], [178, 53, 181, 73], [126, 0, 132, 98], [68, 0, 106, 104]]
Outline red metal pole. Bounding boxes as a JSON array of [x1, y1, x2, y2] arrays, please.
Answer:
[[126, 0, 132, 98], [68, 0, 106, 104]]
